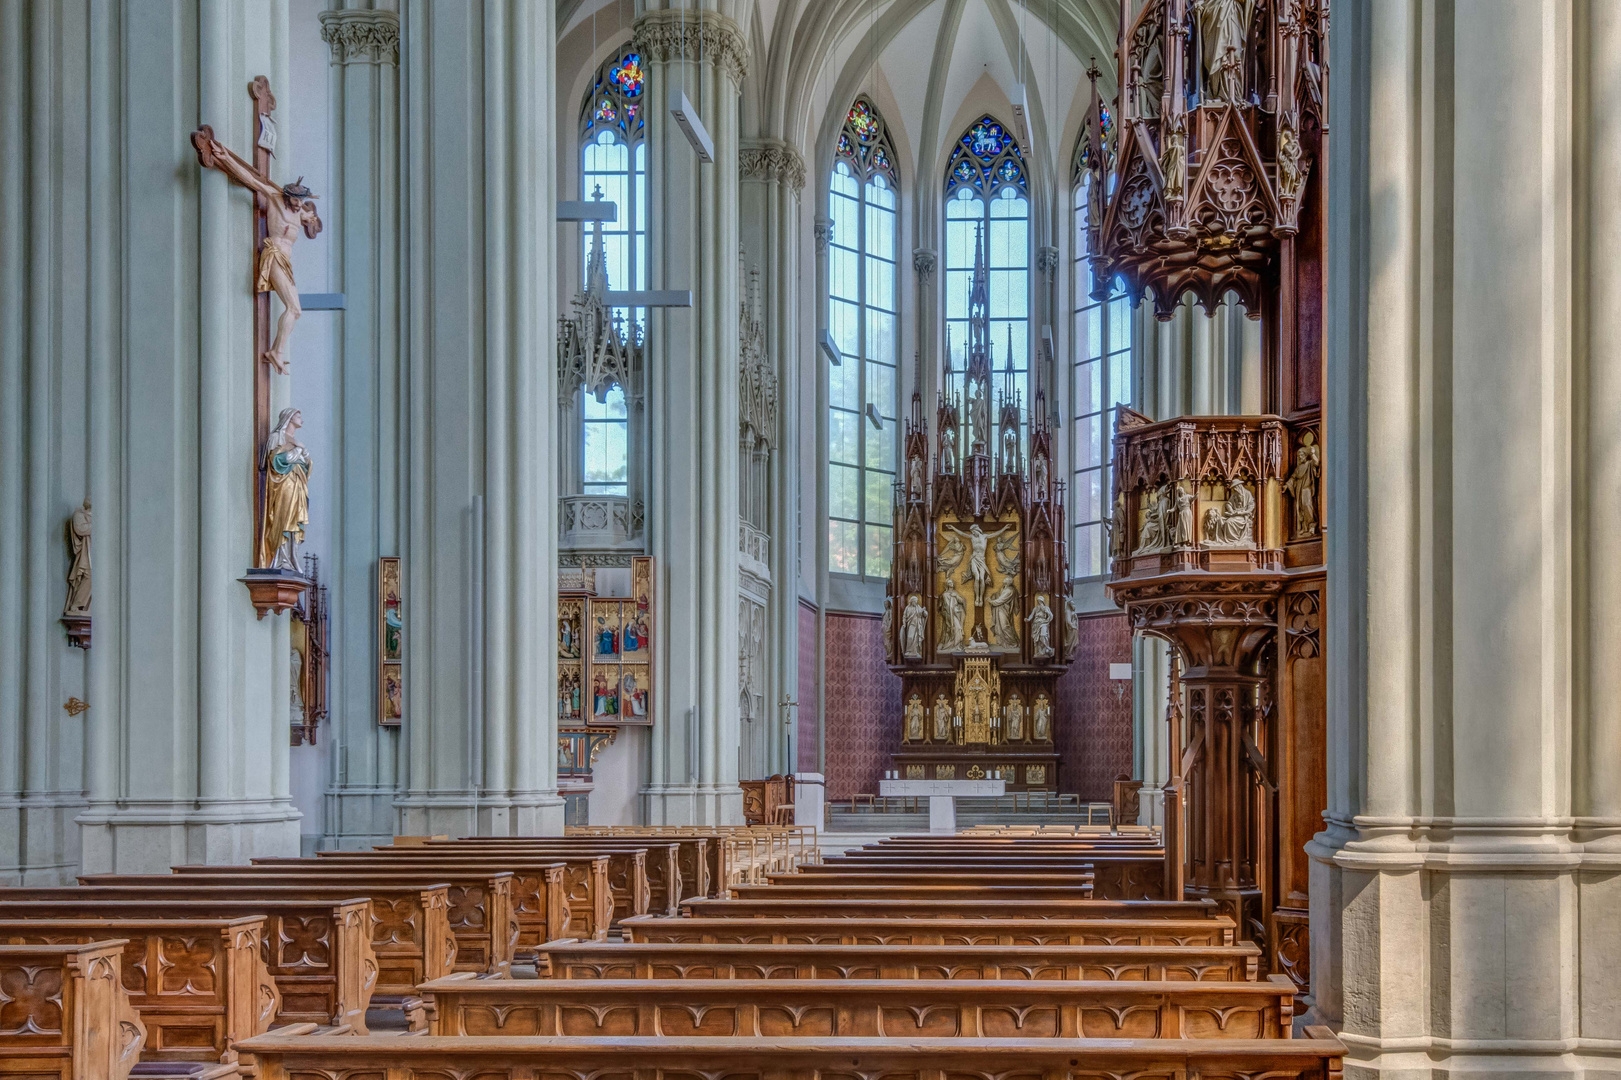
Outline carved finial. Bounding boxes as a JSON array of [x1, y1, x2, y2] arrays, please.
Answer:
[[1086, 58, 1102, 84]]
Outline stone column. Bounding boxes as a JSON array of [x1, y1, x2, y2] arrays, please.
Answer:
[[1313, 3, 1619, 1073], [739, 138, 804, 775], [394, 0, 562, 837], [635, 4, 747, 824], [315, 4, 402, 849], [14, 0, 306, 873]]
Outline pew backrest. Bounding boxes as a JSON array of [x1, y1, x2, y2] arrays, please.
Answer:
[[0, 940, 145, 1080], [619, 914, 1234, 946]]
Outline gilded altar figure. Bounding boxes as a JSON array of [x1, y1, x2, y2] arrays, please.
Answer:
[[1033, 693, 1052, 741], [943, 521, 1011, 607], [905, 693, 924, 741], [932, 694, 954, 741], [260, 408, 312, 571], [987, 578, 1019, 649], [1027, 593, 1056, 659], [63, 498, 92, 616], [901, 594, 928, 658], [1004, 693, 1024, 741], [937, 585, 968, 653]]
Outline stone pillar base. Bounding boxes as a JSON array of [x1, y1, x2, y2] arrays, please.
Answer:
[[0, 795, 89, 885], [318, 787, 405, 850], [1309, 821, 1621, 1080], [76, 800, 302, 874], [641, 784, 745, 826], [394, 793, 566, 839]]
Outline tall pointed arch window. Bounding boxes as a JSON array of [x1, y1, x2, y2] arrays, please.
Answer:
[[577, 46, 648, 496], [827, 98, 900, 578], [1071, 116, 1131, 578], [944, 116, 1029, 411]]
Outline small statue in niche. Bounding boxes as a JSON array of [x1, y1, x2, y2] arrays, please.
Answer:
[[905, 693, 924, 741], [941, 424, 959, 473], [908, 453, 924, 497], [1284, 430, 1321, 537], [1000, 423, 1018, 474], [881, 597, 895, 662], [63, 498, 92, 616], [1171, 484, 1196, 548], [1193, 0, 1257, 106], [191, 130, 323, 374], [1202, 480, 1255, 547], [987, 579, 1019, 649], [1033, 693, 1052, 741], [933, 694, 954, 741], [1277, 123, 1304, 201], [1026, 593, 1056, 659], [901, 593, 928, 658], [1032, 451, 1049, 492], [1110, 491, 1129, 559], [1137, 485, 1170, 551], [259, 408, 312, 571], [1160, 113, 1187, 201], [1004, 694, 1024, 741]]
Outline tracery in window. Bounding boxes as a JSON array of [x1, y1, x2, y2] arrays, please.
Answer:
[[828, 97, 899, 579], [944, 116, 1029, 441], [576, 45, 648, 501], [1071, 133, 1130, 579]]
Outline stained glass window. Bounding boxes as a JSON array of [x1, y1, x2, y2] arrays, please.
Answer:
[[577, 45, 649, 498], [944, 114, 1030, 442], [1071, 141, 1132, 578], [828, 97, 899, 578]]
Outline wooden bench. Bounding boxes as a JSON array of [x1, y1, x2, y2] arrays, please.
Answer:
[[0, 894, 375, 1032], [618, 914, 1234, 947], [536, 940, 1263, 981], [747, 872, 1095, 888], [681, 896, 1221, 920], [411, 839, 692, 910], [19, 883, 453, 1005], [414, 972, 1297, 1038], [261, 854, 584, 949], [0, 940, 146, 1080], [233, 1031, 1345, 1080], [725, 883, 1096, 901], [0, 917, 282, 1068], [437, 836, 713, 901], [90, 870, 515, 976]]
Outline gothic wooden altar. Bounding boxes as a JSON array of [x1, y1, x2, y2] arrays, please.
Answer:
[[883, 230, 1077, 792]]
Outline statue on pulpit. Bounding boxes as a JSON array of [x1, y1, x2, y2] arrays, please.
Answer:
[[1193, 0, 1257, 106]]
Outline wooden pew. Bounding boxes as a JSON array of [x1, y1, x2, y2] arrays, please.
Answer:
[[619, 914, 1234, 947], [536, 940, 1263, 981], [89, 870, 516, 976], [13, 883, 453, 1006], [725, 883, 1096, 901], [415, 973, 1297, 1038], [0, 917, 283, 1068], [412, 839, 693, 910], [256, 854, 584, 950], [681, 896, 1221, 920], [744, 872, 1095, 888], [0, 940, 146, 1080], [0, 895, 375, 1032], [236, 1030, 1346, 1080], [436, 836, 711, 901]]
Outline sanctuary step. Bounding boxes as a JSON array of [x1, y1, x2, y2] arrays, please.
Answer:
[[829, 795, 1111, 833]]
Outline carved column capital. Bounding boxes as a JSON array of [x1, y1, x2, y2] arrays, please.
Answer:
[[319, 9, 400, 66], [632, 9, 750, 88], [1036, 245, 1061, 278], [739, 139, 806, 192], [913, 248, 937, 284], [814, 215, 834, 254]]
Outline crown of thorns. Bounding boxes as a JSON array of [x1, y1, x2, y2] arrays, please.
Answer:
[[281, 176, 316, 200]]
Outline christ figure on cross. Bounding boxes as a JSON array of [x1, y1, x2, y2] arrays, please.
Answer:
[[943, 522, 1011, 608], [192, 126, 322, 374]]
